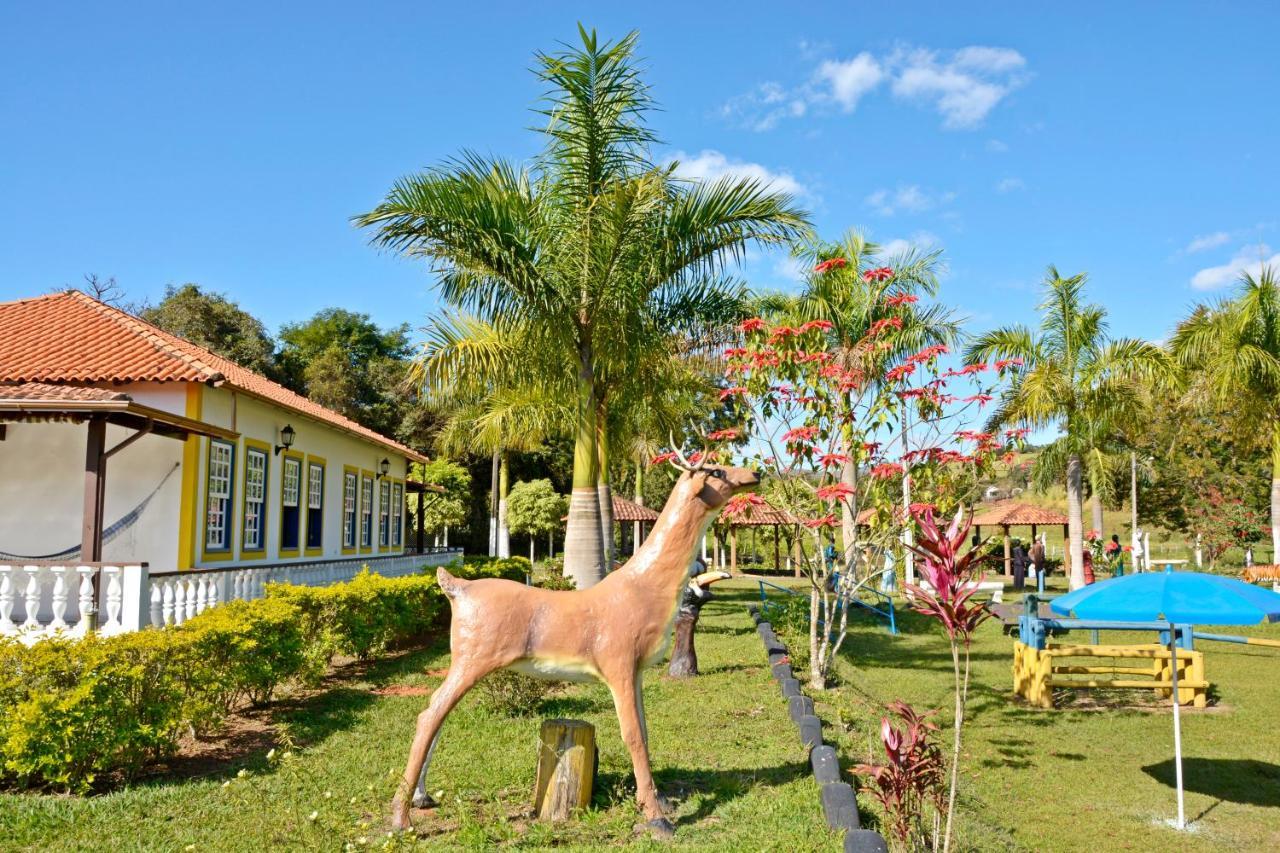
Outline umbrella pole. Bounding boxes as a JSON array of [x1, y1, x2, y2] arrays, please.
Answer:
[[1169, 624, 1186, 829]]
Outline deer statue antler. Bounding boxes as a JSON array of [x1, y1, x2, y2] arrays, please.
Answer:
[[667, 428, 711, 472], [391, 457, 762, 839]]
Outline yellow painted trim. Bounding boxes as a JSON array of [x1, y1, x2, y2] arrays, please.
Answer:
[[201, 436, 237, 562], [278, 449, 305, 558], [359, 470, 375, 554], [389, 477, 406, 552], [239, 438, 271, 558], [176, 384, 203, 570], [303, 454, 327, 557], [341, 466, 360, 554]]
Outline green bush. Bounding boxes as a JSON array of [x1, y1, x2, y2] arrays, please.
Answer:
[[266, 570, 446, 671], [0, 631, 196, 791], [457, 555, 530, 582], [180, 597, 306, 711], [473, 669, 560, 717]]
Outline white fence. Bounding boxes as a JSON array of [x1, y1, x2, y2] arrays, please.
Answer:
[[0, 549, 462, 643]]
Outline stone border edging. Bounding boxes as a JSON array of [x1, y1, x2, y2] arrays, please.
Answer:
[[748, 605, 889, 853]]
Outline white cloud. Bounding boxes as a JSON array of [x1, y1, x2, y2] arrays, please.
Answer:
[[1183, 231, 1231, 254], [722, 42, 1028, 132], [865, 185, 953, 216], [1191, 244, 1280, 290], [816, 53, 884, 111], [995, 177, 1025, 193], [668, 149, 806, 197], [773, 255, 806, 282], [878, 231, 940, 257], [986, 138, 1009, 153]]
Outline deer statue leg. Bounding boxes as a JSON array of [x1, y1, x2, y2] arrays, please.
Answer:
[[391, 665, 485, 831], [606, 666, 672, 836]]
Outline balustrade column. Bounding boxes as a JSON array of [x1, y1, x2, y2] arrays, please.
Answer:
[[22, 566, 42, 633], [0, 567, 15, 634]]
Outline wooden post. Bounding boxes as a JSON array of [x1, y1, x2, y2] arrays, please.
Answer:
[[730, 528, 738, 573], [416, 490, 425, 553], [774, 524, 780, 573], [534, 719, 596, 820], [82, 417, 107, 563], [1003, 524, 1012, 577]]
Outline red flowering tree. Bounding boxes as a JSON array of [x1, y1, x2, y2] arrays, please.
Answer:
[[713, 250, 1012, 688]]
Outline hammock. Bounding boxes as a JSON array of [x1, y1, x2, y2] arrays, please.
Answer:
[[0, 462, 180, 561]]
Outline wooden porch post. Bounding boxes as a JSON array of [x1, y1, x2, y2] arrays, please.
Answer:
[[416, 491, 425, 553], [774, 525, 780, 573], [1003, 524, 1012, 577], [82, 416, 106, 563]]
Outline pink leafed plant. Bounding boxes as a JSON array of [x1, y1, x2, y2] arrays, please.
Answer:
[[854, 700, 947, 848]]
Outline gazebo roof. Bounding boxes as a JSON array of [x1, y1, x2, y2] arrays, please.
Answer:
[[971, 500, 1069, 527], [719, 496, 803, 527], [613, 494, 659, 522]]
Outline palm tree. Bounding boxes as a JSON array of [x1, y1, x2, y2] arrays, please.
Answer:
[[357, 28, 808, 587], [1172, 265, 1280, 561], [785, 231, 961, 570], [966, 267, 1172, 589]]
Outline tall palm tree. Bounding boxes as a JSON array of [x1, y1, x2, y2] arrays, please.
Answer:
[[785, 231, 961, 569], [1172, 265, 1280, 561], [966, 267, 1172, 589], [357, 28, 808, 587]]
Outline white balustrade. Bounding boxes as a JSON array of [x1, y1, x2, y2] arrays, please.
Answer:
[[1, 551, 462, 640]]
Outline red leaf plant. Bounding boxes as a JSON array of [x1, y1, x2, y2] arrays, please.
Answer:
[[853, 700, 947, 849], [902, 506, 990, 853]]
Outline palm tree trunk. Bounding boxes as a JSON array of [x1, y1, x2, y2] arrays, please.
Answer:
[[1066, 454, 1086, 590], [497, 450, 511, 559], [633, 459, 644, 555], [564, 361, 605, 588], [1270, 424, 1280, 563], [488, 450, 499, 557], [596, 409, 615, 571]]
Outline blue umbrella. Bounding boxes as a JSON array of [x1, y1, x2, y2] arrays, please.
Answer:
[[1051, 567, 1280, 829]]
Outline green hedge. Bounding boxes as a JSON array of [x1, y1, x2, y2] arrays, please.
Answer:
[[0, 556, 526, 793]]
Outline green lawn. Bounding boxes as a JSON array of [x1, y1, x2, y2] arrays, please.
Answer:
[[794, 579, 1280, 852], [0, 589, 841, 852], [2, 580, 1277, 852]]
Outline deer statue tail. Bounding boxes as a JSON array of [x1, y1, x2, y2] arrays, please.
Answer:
[[436, 566, 470, 599]]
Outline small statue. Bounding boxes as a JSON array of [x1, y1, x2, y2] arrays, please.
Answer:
[[668, 558, 732, 678]]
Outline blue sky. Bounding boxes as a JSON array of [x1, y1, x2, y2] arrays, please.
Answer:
[[3, 1, 1278, 347]]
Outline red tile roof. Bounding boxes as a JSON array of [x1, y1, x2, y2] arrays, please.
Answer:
[[971, 500, 1069, 527], [0, 381, 130, 403], [0, 291, 426, 461], [612, 495, 659, 522]]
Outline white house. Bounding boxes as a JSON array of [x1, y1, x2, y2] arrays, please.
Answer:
[[0, 290, 453, 638]]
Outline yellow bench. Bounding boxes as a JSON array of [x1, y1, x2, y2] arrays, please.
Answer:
[[1013, 641, 1207, 709]]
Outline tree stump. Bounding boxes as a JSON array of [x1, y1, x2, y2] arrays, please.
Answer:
[[533, 719, 596, 820]]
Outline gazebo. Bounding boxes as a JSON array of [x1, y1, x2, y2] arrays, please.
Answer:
[[971, 500, 1070, 575], [714, 496, 805, 573], [615, 494, 660, 555]]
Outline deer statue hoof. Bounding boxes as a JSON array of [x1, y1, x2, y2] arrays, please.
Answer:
[[655, 793, 676, 815], [411, 790, 439, 809], [389, 803, 412, 833], [635, 817, 676, 840]]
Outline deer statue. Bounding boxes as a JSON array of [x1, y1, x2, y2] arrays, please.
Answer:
[[391, 448, 760, 837]]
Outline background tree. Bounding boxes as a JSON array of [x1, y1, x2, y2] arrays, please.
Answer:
[[357, 27, 808, 588], [410, 459, 471, 546], [506, 479, 568, 563], [1172, 266, 1280, 562], [277, 308, 415, 440], [967, 267, 1171, 589], [141, 283, 276, 376]]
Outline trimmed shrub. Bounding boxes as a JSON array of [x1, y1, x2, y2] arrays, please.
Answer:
[[266, 570, 446, 672], [456, 555, 529, 582], [180, 597, 306, 711], [473, 669, 559, 717]]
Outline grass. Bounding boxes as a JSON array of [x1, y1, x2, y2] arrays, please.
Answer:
[[773, 576, 1280, 853], [2, 577, 1276, 851], [0, 589, 841, 852]]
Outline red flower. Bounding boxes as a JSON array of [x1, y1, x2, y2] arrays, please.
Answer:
[[870, 462, 904, 479], [816, 483, 856, 502], [802, 514, 839, 529], [719, 386, 748, 400], [707, 427, 740, 441], [723, 347, 747, 358], [782, 426, 819, 443], [863, 266, 894, 282], [994, 357, 1024, 370], [814, 257, 849, 274], [800, 319, 835, 333], [650, 451, 678, 466], [739, 317, 767, 333], [818, 452, 851, 468], [884, 293, 918, 307], [867, 317, 904, 337]]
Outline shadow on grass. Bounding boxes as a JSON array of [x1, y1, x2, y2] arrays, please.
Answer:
[[1141, 758, 1280, 808], [591, 759, 814, 826]]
